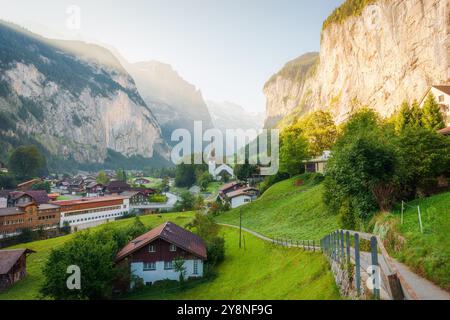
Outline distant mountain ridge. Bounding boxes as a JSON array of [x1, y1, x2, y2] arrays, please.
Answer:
[[0, 21, 169, 171]]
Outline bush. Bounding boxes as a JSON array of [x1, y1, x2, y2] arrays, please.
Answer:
[[148, 194, 168, 203], [206, 236, 225, 266]]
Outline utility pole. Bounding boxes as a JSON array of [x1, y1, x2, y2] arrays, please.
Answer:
[[239, 209, 242, 249]]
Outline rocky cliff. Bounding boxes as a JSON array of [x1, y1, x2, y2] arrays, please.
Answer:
[[124, 61, 214, 144], [0, 22, 168, 168], [264, 0, 450, 127]]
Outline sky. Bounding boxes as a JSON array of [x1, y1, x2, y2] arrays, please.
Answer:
[[0, 0, 344, 114]]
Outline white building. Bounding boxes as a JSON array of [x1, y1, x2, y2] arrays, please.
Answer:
[[226, 187, 260, 209], [419, 85, 450, 126], [53, 196, 130, 231], [115, 222, 207, 286]]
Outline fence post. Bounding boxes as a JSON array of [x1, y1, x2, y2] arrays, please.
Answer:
[[346, 231, 351, 265], [371, 236, 380, 300], [355, 233, 361, 297], [313, 240, 315, 252], [340, 230, 345, 264], [417, 206, 423, 234]]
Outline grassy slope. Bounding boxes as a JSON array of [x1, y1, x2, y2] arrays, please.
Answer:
[[0, 212, 195, 300], [127, 227, 340, 300], [216, 177, 339, 240], [373, 192, 450, 290]]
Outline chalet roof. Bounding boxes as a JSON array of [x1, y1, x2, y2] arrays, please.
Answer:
[[10, 190, 49, 204], [0, 207, 23, 217], [86, 181, 102, 189], [0, 249, 35, 274], [17, 179, 41, 188], [219, 182, 242, 193], [53, 195, 125, 207], [107, 181, 130, 189], [130, 187, 156, 196], [226, 187, 259, 199], [116, 222, 207, 262], [432, 85, 450, 96]]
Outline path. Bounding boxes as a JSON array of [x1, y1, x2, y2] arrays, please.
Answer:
[[131, 192, 179, 210], [218, 223, 450, 300]]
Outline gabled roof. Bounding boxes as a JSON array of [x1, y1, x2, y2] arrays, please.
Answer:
[[17, 179, 41, 188], [432, 85, 450, 96], [116, 222, 207, 262], [219, 182, 242, 193], [10, 190, 49, 204], [0, 249, 35, 274], [107, 181, 130, 190], [226, 187, 259, 199]]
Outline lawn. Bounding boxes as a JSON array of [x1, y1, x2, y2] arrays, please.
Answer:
[[216, 177, 339, 241], [372, 191, 450, 291], [130, 177, 162, 189], [0, 212, 195, 300], [126, 227, 340, 300]]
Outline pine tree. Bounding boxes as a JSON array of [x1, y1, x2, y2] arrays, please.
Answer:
[[409, 99, 423, 128], [395, 101, 411, 133], [422, 93, 445, 130]]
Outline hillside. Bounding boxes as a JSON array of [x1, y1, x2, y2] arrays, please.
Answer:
[[264, 0, 449, 127], [0, 21, 169, 170], [216, 176, 339, 240], [372, 191, 450, 291], [126, 227, 340, 300]]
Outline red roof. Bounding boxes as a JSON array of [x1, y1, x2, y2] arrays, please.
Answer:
[[53, 195, 126, 206], [226, 187, 259, 199], [116, 222, 207, 262], [0, 249, 35, 274]]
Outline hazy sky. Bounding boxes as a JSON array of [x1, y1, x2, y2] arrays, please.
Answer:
[[0, 0, 343, 113]]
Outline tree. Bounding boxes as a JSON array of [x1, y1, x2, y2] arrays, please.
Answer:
[[409, 100, 423, 128], [173, 258, 186, 286], [126, 217, 147, 239], [198, 171, 213, 191], [175, 163, 196, 188], [395, 101, 412, 133], [0, 173, 16, 189], [9, 145, 46, 181], [395, 126, 450, 196], [422, 93, 445, 130], [96, 171, 109, 185], [31, 181, 51, 193], [235, 160, 258, 181], [279, 124, 309, 176], [40, 228, 122, 300], [297, 111, 337, 156], [115, 169, 127, 182], [174, 191, 196, 211]]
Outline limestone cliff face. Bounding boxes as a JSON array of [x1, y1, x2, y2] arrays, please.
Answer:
[[0, 22, 167, 165], [264, 0, 450, 127]]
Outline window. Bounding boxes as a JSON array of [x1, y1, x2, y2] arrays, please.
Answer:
[[169, 244, 177, 252], [164, 261, 173, 270], [143, 262, 156, 271], [148, 244, 156, 253], [439, 95, 445, 102], [193, 260, 199, 275]]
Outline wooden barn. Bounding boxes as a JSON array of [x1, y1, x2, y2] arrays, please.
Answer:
[[0, 249, 35, 291]]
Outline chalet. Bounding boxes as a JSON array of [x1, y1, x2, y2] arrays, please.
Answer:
[[219, 182, 245, 196], [303, 150, 331, 174], [9, 190, 49, 207], [17, 179, 41, 191], [224, 187, 260, 209], [106, 181, 131, 194], [0, 191, 10, 209], [0, 202, 60, 239], [420, 85, 450, 126], [121, 190, 148, 205], [130, 187, 157, 197], [115, 222, 207, 286], [86, 182, 104, 197], [68, 178, 85, 194], [0, 249, 35, 291]]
